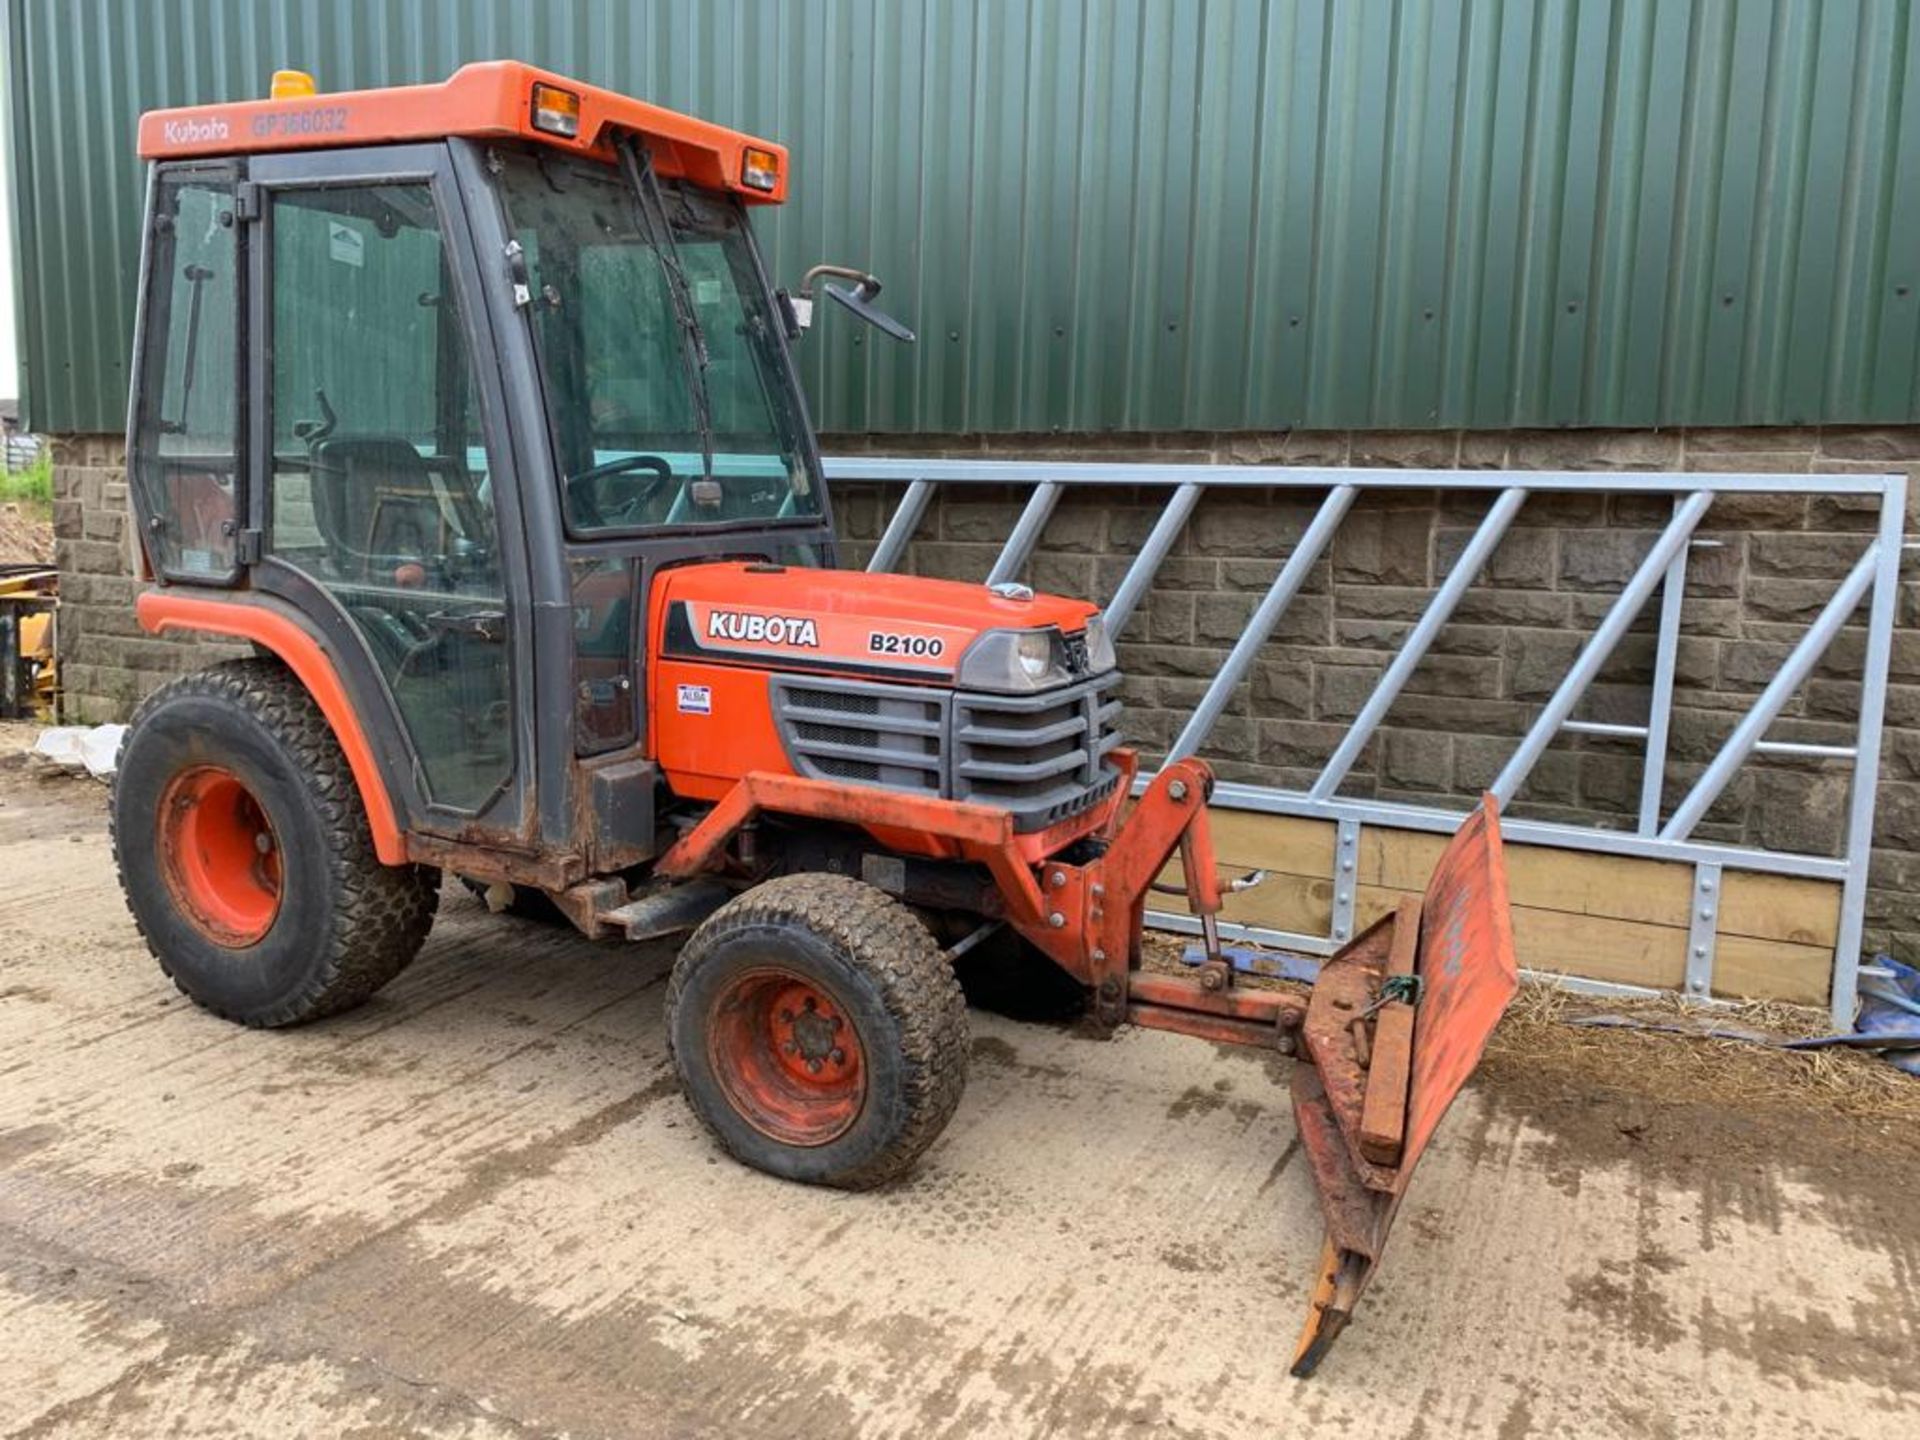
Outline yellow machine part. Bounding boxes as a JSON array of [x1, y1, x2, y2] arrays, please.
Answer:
[[19, 609, 50, 656], [22, 611, 55, 719], [3, 587, 58, 721], [0, 570, 55, 597]]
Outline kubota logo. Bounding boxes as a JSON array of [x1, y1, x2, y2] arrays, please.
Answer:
[[162, 116, 230, 145], [708, 609, 820, 648]]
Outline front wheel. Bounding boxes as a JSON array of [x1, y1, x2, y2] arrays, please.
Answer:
[[665, 874, 969, 1189]]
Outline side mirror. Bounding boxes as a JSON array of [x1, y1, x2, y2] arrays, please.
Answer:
[[792, 263, 917, 344], [825, 278, 917, 343]]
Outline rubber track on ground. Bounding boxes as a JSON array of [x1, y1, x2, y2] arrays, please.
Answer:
[[667, 872, 970, 1189], [111, 658, 439, 1027]]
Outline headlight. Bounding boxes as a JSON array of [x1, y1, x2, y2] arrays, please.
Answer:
[[1015, 630, 1053, 680], [1082, 614, 1118, 672], [957, 627, 1069, 693]]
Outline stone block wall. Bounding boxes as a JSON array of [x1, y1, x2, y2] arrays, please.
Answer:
[[50, 425, 1920, 964], [48, 436, 248, 722]]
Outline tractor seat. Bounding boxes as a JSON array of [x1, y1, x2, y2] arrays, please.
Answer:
[[307, 435, 490, 587]]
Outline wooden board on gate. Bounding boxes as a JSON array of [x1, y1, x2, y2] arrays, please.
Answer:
[[1171, 804, 1839, 1006]]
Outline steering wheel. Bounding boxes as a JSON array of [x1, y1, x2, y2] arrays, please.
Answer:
[[566, 453, 678, 526]]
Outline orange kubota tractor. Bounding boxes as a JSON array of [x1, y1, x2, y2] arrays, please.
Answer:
[[116, 63, 1518, 1373]]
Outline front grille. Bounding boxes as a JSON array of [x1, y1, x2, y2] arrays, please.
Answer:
[[770, 678, 946, 793], [770, 671, 1124, 831], [952, 672, 1124, 829]]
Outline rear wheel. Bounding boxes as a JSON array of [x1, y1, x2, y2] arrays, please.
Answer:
[[112, 658, 439, 1027], [666, 874, 968, 1189]]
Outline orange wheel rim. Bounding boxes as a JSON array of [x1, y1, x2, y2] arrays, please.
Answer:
[[156, 765, 283, 947], [707, 968, 866, 1146]]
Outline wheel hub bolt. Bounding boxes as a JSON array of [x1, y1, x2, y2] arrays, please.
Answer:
[[830, 1048, 845, 1065], [254, 832, 272, 854], [807, 1058, 823, 1074]]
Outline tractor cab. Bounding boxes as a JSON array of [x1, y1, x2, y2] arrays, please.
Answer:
[[130, 63, 908, 876]]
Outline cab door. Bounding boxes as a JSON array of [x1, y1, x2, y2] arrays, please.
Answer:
[[244, 144, 532, 842]]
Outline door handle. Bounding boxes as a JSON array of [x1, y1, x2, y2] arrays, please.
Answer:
[[423, 609, 507, 643]]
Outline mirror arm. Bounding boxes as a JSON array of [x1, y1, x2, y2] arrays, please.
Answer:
[[789, 262, 916, 343], [796, 262, 877, 302]]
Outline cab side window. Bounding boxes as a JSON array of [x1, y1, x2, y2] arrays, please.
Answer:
[[266, 184, 498, 590], [129, 170, 242, 581]]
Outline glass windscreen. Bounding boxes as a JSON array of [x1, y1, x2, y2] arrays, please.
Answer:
[[494, 148, 820, 534]]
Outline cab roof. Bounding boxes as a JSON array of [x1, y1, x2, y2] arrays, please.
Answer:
[[137, 60, 788, 204]]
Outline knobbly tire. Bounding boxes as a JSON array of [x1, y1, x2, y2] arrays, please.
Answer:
[[666, 873, 969, 1189], [112, 658, 439, 1027]]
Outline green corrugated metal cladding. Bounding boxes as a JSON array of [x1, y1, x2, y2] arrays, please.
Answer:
[[6, 0, 1920, 435]]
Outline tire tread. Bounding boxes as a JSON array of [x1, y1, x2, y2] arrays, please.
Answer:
[[111, 658, 438, 1027], [666, 873, 968, 1189]]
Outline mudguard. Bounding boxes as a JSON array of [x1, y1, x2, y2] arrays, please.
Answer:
[[1288, 796, 1518, 1376]]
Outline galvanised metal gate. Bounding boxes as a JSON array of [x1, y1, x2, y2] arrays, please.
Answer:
[[826, 456, 1907, 1030]]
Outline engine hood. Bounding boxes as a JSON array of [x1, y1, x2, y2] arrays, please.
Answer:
[[653, 561, 1099, 684]]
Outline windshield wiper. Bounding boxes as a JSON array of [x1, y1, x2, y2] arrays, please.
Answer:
[[618, 136, 716, 494]]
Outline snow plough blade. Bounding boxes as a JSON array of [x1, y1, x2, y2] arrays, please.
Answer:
[[1287, 796, 1518, 1376]]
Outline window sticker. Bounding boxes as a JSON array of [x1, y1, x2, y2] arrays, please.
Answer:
[[328, 221, 365, 267]]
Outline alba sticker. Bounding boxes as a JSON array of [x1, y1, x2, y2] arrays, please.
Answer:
[[677, 684, 712, 715]]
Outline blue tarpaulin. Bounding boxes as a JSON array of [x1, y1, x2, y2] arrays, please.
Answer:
[[1786, 956, 1920, 1076]]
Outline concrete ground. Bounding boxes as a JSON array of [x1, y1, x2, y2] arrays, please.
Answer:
[[0, 739, 1914, 1438]]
